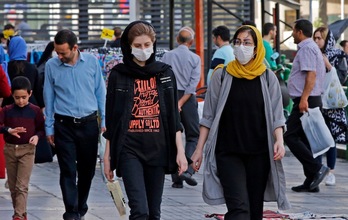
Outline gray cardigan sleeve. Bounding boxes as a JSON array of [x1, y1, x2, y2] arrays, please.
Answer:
[[200, 68, 224, 128], [265, 70, 287, 132]]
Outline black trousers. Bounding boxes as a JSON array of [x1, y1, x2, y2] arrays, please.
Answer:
[[172, 91, 199, 182], [119, 150, 165, 220], [216, 152, 270, 220], [54, 119, 99, 219], [284, 96, 322, 186]]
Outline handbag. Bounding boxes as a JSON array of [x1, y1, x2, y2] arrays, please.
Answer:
[[34, 137, 54, 164], [335, 55, 348, 85], [300, 107, 335, 158], [106, 181, 127, 216], [322, 67, 348, 109]]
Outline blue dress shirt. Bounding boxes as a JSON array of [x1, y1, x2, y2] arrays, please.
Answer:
[[161, 45, 201, 94], [43, 51, 106, 135]]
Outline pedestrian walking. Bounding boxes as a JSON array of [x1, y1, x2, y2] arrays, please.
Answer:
[[161, 26, 201, 188], [262, 22, 277, 70], [313, 26, 348, 186], [206, 25, 235, 85], [284, 19, 329, 193], [110, 26, 122, 48], [191, 25, 290, 220], [2, 35, 44, 109], [0, 76, 45, 220], [339, 40, 348, 54], [43, 29, 106, 220], [103, 20, 188, 220]]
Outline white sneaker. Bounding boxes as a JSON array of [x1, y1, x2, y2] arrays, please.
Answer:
[[325, 172, 336, 186]]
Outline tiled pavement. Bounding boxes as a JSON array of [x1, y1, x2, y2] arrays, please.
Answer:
[[1, 147, 348, 220]]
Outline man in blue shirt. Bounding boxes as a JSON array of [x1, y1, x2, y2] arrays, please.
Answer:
[[161, 26, 201, 188], [206, 25, 234, 85], [43, 30, 106, 220]]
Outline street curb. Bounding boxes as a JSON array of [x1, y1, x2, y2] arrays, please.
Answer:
[[337, 144, 347, 159]]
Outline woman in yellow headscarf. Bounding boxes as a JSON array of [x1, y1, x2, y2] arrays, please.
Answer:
[[191, 25, 291, 220]]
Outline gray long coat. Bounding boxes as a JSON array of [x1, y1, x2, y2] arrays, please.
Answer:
[[200, 67, 291, 210]]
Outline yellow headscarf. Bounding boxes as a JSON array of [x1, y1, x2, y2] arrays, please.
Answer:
[[226, 25, 266, 79], [3, 29, 15, 39]]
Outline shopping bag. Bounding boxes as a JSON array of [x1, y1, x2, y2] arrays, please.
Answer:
[[335, 55, 348, 85], [106, 181, 126, 216], [34, 137, 53, 164], [300, 107, 335, 158], [322, 67, 348, 109]]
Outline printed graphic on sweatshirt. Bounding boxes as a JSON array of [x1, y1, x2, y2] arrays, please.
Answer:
[[129, 77, 160, 133]]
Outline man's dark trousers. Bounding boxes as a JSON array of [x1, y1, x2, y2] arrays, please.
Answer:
[[172, 90, 199, 182], [54, 118, 99, 219], [284, 96, 323, 185]]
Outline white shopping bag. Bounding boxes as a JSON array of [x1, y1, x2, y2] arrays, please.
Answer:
[[106, 181, 126, 216], [300, 107, 335, 158], [322, 67, 348, 109]]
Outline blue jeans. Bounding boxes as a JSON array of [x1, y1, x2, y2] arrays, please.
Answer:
[[119, 150, 165, 220], [54, 119, 99, 219], [318, 146, 336, 170]]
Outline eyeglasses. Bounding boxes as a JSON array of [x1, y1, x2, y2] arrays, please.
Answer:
[[232, 39, 254, 46]]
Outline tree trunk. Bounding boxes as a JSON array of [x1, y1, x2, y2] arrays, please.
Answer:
[[319, 0, 328, 25]]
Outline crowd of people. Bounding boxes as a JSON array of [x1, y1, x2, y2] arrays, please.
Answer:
[[0, 17, 347, 220]]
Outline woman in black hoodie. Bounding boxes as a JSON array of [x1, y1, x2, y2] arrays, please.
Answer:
[[103, 21, 188, 220]]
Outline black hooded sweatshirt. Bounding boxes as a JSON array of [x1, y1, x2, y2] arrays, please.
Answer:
[[103, 21, 182, 176]]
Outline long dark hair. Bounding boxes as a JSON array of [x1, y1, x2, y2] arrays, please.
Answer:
[[37, 41, 54, 67], [12, 60, 25, 76]]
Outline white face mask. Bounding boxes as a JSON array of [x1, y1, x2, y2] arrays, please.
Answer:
[[233, 45, 255, 65], [131, 47, 153, 62]]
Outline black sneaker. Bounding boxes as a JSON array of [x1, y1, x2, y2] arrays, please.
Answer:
[[309, 165, 330, 190], [172, 182, 183, 188], [179, 172, 198, 186], [291, 184, 319, 193]]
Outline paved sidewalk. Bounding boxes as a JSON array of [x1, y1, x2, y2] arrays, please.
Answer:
[[1, 152, 348, 219]]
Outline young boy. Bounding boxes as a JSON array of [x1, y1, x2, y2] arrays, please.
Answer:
[[0, 76, 45, 220]]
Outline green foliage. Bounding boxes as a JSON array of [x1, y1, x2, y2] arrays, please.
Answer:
[[313, 17, 324, 28]]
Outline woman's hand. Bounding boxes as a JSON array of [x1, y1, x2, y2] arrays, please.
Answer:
[[175, 131, 188, 175], [273, 140, 285, 160], [273, 127, 285, 160], [191, 148, 203, 172], [103, 157, 114, 182], [103, 139, 114, 182], [191, 126, 209, 172], [176, 151, 188, 176]]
